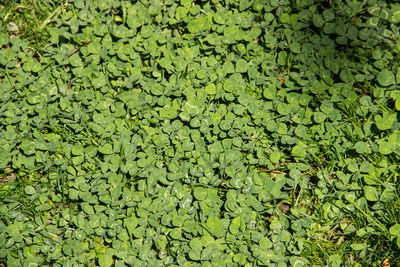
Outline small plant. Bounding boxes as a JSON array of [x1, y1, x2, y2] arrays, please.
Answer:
[[1, 0, 400, 265]]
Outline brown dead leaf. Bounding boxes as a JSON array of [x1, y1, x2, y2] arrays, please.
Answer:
[[278, 203, 291, 213], [0, 172, 17, 184]]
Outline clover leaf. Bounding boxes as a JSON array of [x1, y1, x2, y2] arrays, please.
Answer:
[[377, 70, 396, 86]]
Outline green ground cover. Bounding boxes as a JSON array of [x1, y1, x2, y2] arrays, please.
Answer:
[[1, 0, 400, 266]]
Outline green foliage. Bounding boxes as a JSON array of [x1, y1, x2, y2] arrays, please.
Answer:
[[1, 0, 400, 266]]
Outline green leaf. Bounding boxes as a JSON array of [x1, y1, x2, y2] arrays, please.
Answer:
[[259, 237, 272, 250], [98, 144, 113, 154], [375, 112, 396, 130], [263, 85, 276, 100], [364, 186, 379, 201], [350, 243, 366, 251], [235, 59, 248, 73], [313, 112, 327, 123], [228, 216, 241, 235], [205, 83, 216, 95], [187, 16, 209, 34], [289, 42, 301, 53], [0, 33, 8, 46], [354, 141, 370, 154], [280, 13, 290, 24], [379, 141, 392, 155], [20, 140, 35, 156], [213, 11, 226, 24], [124, 216, 138, 236], [188, 247, 202, 261], [270, 151, 281, 164], [388, 132, 400, 148], [169, 228, 182, 239], [277, 103, 291, 115], [206, 216, 225, 238], [72, 145, 84, 156], [391, 5, 400, 23], [277, 51, 287, 65], [25, 185, 36, 195], [270, 218, 282, 230], [98, 254, 113, 267], [340, 69, 353, 84], [312, 14, 324, 28], [292, 145, 306, 158], [377, 70, 396, 86], [224, 26, 241, 41], [390, 224, 400, 237]]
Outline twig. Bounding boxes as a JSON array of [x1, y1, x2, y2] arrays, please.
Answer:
[[66, 41, 91, 58]]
